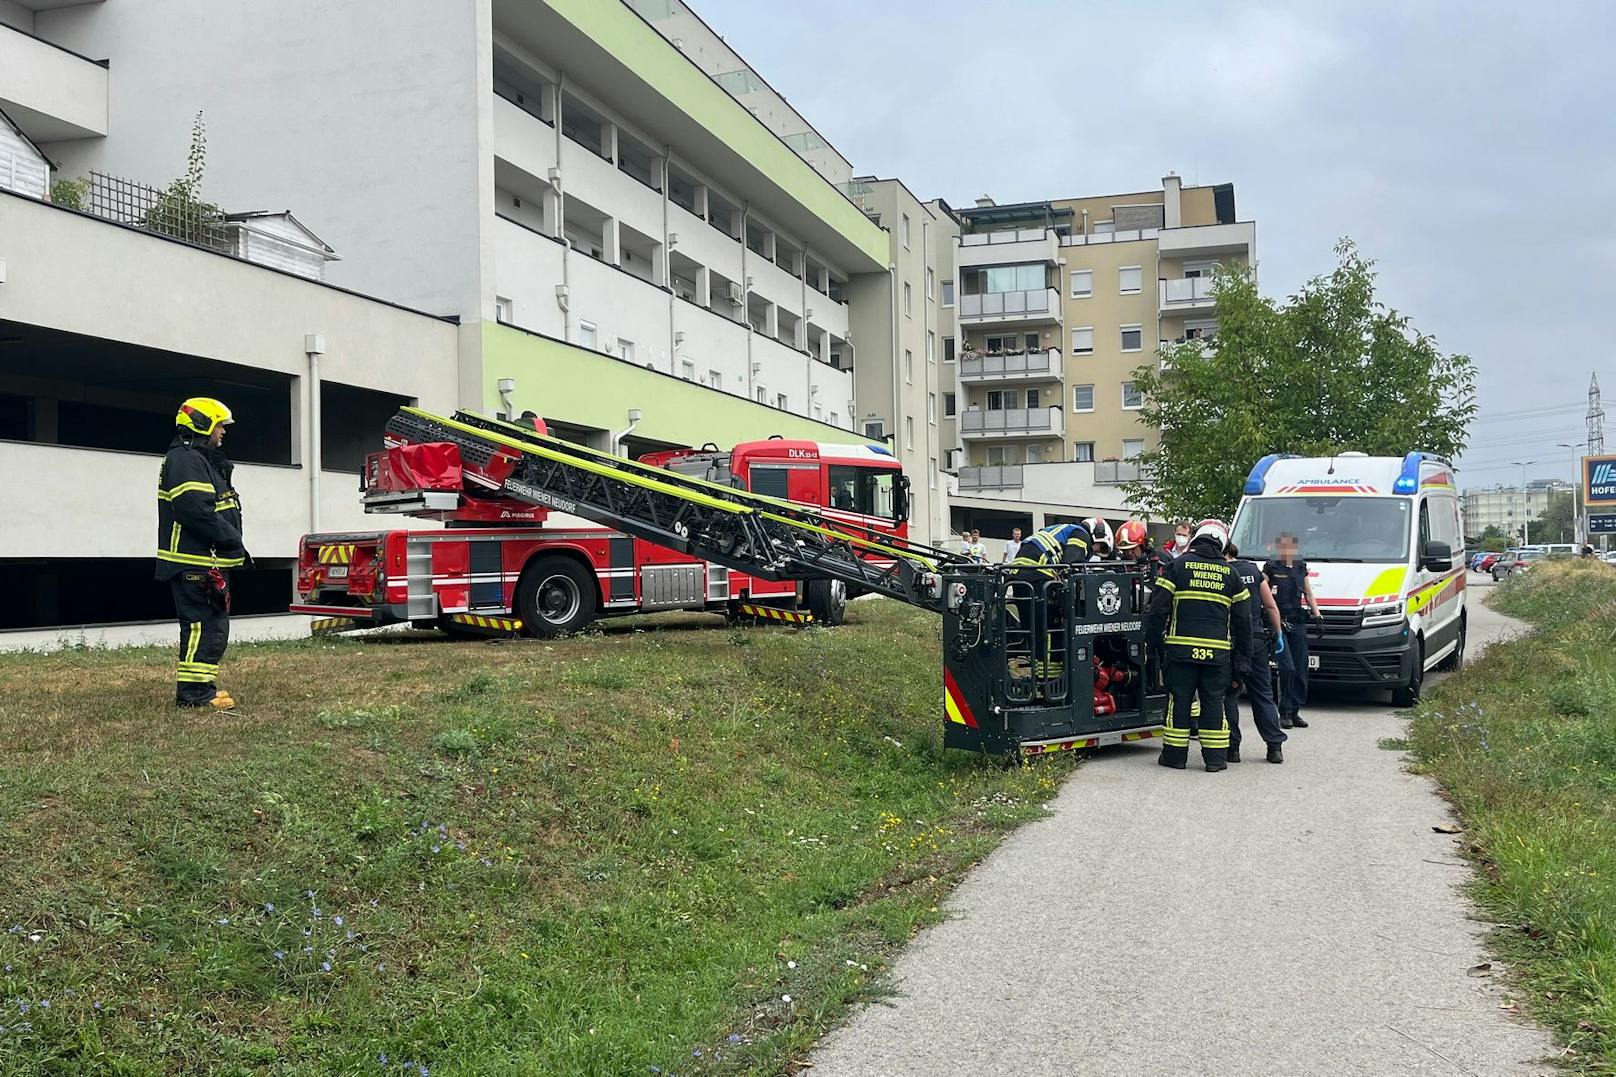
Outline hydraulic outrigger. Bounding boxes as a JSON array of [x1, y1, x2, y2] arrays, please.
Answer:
[[380, 407, 1167, 758]]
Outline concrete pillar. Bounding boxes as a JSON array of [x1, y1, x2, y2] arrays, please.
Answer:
[[1162, 172, 1182, 229], [696, 265, 711, 307], [765, 301, 778, 339], [604, 217, 621, 267]]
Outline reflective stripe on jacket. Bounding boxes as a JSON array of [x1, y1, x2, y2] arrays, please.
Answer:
[[156, 435, 245, 580]]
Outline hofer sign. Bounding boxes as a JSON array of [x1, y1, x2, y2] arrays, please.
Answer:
[[1588, 455, 1616, 506]]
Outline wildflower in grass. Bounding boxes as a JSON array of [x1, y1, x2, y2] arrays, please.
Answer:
[[216, 917, 229, 925], [38, 1000, 48, 1010], [728, 1033, 742, 1043], [264, 903, 275, 913], [693, 1048, 703, 1058], [369, 899, 379, 908], [305, 890, 315, 899], [321, 962, 331, 973], [92, 1001, 101, 1011], [333, 916, 344, 927], [781, 994, 792, 1003], [303, 947, 313, 955], [3, 965, 9, 972], [303, 928, 312, 937], [17, 1001, 28, 1014], [312, 908, 322, 920], [274, 951, 285, 961], [378, 1053, 387, 1065]]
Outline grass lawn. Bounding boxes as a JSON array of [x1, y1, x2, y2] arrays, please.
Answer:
[[0, 599, 1074, 1076], [1409, 559, 1616, 1073]]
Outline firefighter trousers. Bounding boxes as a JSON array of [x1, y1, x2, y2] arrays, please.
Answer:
[[1162, 659, 1231, 767], [171, 571, 230, 705]]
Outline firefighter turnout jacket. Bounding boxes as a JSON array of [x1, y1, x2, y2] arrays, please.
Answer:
[[1145, 541, 1254, 666], [1009, 522, 1093, 568], [156, 434, 245, 580]]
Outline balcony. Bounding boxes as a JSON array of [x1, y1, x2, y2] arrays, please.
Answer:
[[1157, 221, 1255, 259], [956, 229, 1059, 269], [1159, 276, 1217, 315], [958, 465, 1023, 491], [958, 347, 1062, 385], [958, 287, 1063, 327], [1095, 460, 1147, 485], [0, 23, 108, 141], [960, 406, 1064, 440]]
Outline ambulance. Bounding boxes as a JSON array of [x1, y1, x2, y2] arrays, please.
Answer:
[[1229, 452, 1465, 707]]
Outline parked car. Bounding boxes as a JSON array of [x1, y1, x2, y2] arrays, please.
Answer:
[[1467, 550, 1490, 571], [1492, 548, 1545, 581], [1476, 551, 1506, 573]]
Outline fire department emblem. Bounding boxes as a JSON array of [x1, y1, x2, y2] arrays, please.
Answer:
[[1097, 580, 1123, 616]]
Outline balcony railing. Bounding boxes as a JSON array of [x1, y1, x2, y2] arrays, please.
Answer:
[[958, 347, 1061, 382], [958, 465, 1023, 491], [958, 287, 1062, 323], [960, 407, 1064, 439], [960, 228, 1050, 247], [1095, 460, 1146, 485], [1159, 277, 1216, 309]]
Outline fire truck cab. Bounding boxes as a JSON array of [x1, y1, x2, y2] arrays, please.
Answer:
[[291, 432, 910, 637]]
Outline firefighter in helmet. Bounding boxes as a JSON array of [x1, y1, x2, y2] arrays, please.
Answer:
[[1082, 517, 1115, 560], [1144, 519, 1253, 772], [158, 398, 246, 709], [1006, 521, 1093, 680], [1115, 519, 1165, 582]]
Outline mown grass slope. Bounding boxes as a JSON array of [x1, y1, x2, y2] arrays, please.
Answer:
[[0, 602, 1072, 1076], [1410, 559, 1616, 1073]]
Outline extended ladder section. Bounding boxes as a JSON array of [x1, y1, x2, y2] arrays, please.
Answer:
[[383, 408, 975, 612]]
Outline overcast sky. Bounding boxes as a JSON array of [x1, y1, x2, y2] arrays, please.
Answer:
[[694, 0, 1612, 488]]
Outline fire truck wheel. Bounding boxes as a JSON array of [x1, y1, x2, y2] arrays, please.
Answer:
[[805, 579, 847, 626], [516, 556, 598, 637]]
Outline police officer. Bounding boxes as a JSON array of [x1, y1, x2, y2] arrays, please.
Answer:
[[158, 398, 246, 709], [1263, 530, 1320, 728], [1224, 542, 1287, 764], [1145, 519, 1253, 772]]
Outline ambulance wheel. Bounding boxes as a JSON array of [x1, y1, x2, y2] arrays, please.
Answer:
[[805, 579, 847, 626], [517, 556, 597, 637], [1392, 637, 1425, 708], [1435, 613, 1466, 672]]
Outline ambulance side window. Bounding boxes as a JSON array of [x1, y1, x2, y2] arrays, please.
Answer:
[[1418, 499, 1432, 555]]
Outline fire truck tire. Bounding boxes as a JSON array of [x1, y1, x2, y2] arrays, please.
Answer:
[[516, 556, 598, 637], [805, 579, 847, 626]]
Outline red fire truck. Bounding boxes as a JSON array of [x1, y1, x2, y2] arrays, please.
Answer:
[[289, 427, 912, 637]]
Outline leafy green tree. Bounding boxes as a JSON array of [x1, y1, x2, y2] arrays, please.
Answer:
[[1476, 525, 1510, 553], [1530, 490, 1577, 545], [1123, 240, 1478, 521], [143, 111, 225, 249]]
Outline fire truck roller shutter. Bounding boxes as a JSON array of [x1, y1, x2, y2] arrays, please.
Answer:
[[516, 554, 599, 637]]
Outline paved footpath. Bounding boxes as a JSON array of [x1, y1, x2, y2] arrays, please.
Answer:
[[812, 581, 1559, 1076]]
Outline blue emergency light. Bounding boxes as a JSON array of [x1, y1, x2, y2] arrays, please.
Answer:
[[1243, 453, 1299, 495], [1393, 451, 1451, 495]]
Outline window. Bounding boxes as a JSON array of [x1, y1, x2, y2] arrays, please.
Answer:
[[828, 464, 898, 519], [578, 321, 597, 349], [864, 420, 885, 440], [1072, 384, 1095, 412], [1069, 269, 1093, 298], [986, 445, 1009, 467], [681, 360, 696, 381], [927, 331, 936, 364], [905, 416, 914, 449], [829, 412, 839, 427], [1073, 442, 1095, 463], [944, 336, 955, 363], [1120, 325, 1143, 351], [926, 267, 935, 300], [1121, 381, 1144, 409], [708, 369, 723, 389], [944, 392, 957, 417], [1183, 260, 1219, 279], [1026, 444, 1045, 464], [776, 393, 789, 410], [1119, 266, 1142, 294], [755, 386, 767, 403], [902, 213, 911, 249], [495, 296, 514, 324], [1025, 388, 1040, 409], [966, 264, 1045, 295], [928, 393, 937, 424], [1071, 326, 1094, 355], [929, 457, 938, 491], [986, 390, 1009, 411], [618, 338, 634, 363], [905, 349, 913, 384], [1122, 438, 1146, 459], [941, 280, 955, 307], [903, 281, 912, 317]]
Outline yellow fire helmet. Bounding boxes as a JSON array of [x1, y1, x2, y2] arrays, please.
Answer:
[[175, 397, 235, 436]]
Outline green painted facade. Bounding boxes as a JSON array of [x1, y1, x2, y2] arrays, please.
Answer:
[[482, 323, 863, 446], [542, 0, 887, 269]]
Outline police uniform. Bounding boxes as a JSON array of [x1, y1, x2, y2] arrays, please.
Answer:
[[1264, 558, 1312, 727], [158, 400, 246, 708], [1224, 557, 1286, 759], [1145, 536, 1253, 770]]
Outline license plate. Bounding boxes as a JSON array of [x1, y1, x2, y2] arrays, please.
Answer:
[[327, 566, 349, 579], [1307, 654, 1320, 670]]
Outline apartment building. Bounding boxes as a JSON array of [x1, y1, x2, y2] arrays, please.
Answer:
[[1462, 482, 1575, 540], [941, 174, 1256, 537], [0, 0, 959, 639]]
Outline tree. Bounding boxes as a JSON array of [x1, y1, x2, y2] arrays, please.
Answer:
[[1476, 525, 1510, 553], [1122, 240, 1478, 521], [143, 111, 225, 248], [1530, 489, 1577, 545]]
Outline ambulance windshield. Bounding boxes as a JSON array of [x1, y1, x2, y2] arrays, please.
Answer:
[[1231, 496, 1413, 564]]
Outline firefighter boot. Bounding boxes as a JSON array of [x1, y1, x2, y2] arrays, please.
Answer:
[[209, 691, 237, 710], [1158, 749, 1188, 770]]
